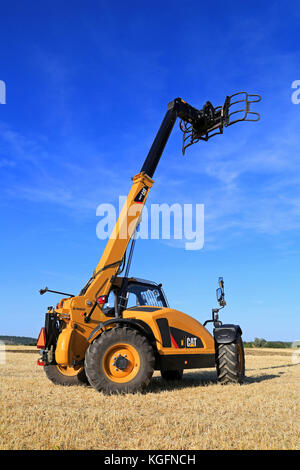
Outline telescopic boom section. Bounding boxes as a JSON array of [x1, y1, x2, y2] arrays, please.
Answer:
[[141, 98, 203, 177], [80, 93, 261, 305], [82, 98, 199, 301]]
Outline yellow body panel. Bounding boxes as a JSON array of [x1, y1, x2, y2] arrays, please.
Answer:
[[123, 307, 215, 355], [54, 306, 214, 366], [55, 324, 89, 366]]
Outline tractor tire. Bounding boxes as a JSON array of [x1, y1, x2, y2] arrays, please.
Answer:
[[215, 333, 245, 384], [161, 369, 183, 381], [84, 327, 155, 394], [44, 364, 89, 386]]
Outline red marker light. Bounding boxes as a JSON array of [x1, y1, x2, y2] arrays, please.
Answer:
[[96, 295, 108, 305]]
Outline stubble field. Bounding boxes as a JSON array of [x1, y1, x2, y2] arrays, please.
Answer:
[[0, 346, 299, 450]]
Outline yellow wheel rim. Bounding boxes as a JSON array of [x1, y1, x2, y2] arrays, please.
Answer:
[[237, 344, 243, 372], [56, 364, 83, 377], [102, 343, 140, 383]]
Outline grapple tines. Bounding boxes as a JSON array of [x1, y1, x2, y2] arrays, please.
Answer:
[[180, 91, 261, 155]]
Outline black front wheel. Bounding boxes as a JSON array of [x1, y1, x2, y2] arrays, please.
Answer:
[[215, 334, 245, 384], [84, 327, 155, 394]]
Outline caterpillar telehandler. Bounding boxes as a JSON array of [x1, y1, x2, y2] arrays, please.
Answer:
[[37, 92, 261, 393]]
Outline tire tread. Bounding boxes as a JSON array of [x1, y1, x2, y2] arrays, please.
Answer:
[[85, 327, 155, 394], [215, 334, 245, 384]]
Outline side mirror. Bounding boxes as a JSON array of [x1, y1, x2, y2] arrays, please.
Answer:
[[204, 277, 226, 328], [216, 287, 223, 302], [216, 278, 226, 307]]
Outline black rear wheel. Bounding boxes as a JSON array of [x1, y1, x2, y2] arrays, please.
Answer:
[[215, 334, 245, 384], [44, 364, 89, 386]]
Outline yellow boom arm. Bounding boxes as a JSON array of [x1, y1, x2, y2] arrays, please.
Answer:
[[82, 171, 154, 301]]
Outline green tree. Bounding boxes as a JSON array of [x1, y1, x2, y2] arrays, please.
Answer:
[[253, 337, 267, 347]]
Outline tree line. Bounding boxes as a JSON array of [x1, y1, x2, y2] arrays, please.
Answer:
[[243, 338, 293, 348], [0, 336, 37, 346]]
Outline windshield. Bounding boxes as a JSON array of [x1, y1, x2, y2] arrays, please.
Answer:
[[126, 283, 168, 308]]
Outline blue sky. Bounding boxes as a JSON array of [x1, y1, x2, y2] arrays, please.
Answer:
[[0, 0, 300, 341]]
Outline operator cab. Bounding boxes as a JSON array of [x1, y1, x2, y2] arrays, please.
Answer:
[[125, 278, 169, 309], [103, 277, 169, 316]]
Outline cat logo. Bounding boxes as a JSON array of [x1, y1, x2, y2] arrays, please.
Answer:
[[134, 186, 148, 203], [186, 337, 197, 348]]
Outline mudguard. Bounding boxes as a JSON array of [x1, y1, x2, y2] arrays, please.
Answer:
[[55, 328, 74, 366], [87, 317, 156, 344], [55, 326, 89, 366], [213, 324, 242, 344]]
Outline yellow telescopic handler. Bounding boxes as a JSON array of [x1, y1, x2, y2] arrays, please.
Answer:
[[37, 92, 261, 393]]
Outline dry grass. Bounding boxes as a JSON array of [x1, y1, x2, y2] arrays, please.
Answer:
[[0, 346, 299, 450]]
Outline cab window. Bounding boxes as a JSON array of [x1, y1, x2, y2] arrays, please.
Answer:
[[126, 283, 167, 308]]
